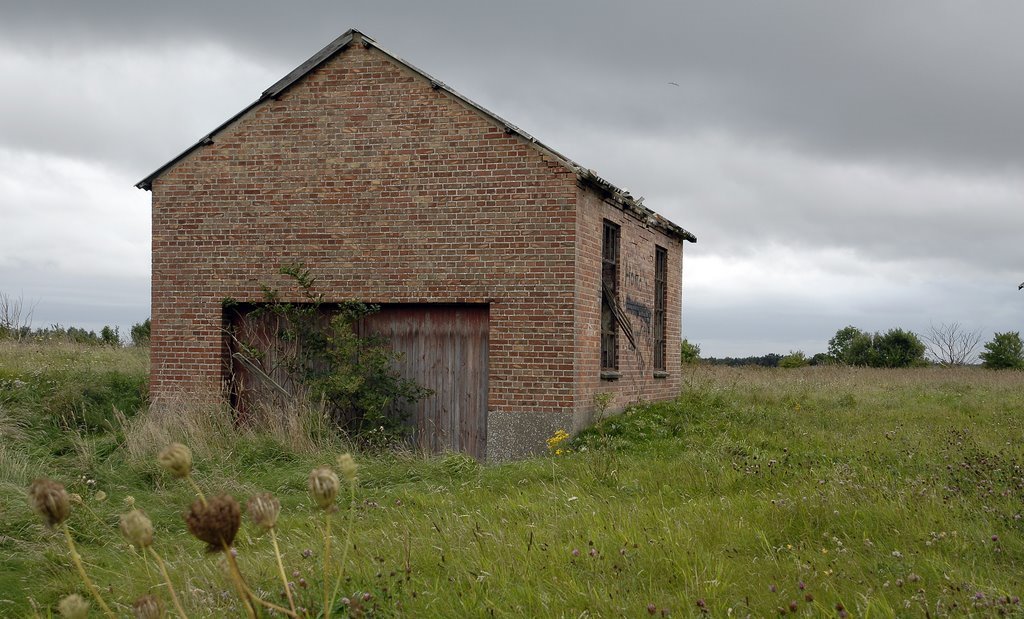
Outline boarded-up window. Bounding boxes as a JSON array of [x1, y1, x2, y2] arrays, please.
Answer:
[[601, 220, 620, 372], [654, 245, 668, 372]]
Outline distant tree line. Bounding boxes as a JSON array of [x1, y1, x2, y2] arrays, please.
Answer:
[[686, 325, 1024, 370], [0, 318, 150, 347]]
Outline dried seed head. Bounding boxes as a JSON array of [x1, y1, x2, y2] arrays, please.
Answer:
[[308, 466, 339, 510], [94, 490, 108, 503], [131, 594, 164, 619], [120, 509, 154, 548], [28, 478, 70, 528], [185, 494, 241, 552], [124, 495, 136, 508], [157, 443, 193, 478], [247, 492, 281, 530], [337, 453, 358, 484], [69, 493, 84, 506], [58, 593, 90, 619]]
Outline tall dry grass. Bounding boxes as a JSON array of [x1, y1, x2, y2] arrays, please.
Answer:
[[119, 390, 344, 465]]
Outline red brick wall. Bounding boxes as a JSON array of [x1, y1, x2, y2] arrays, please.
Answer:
[[152, 40, 578, 413], [572, 188, 684, 428], [150, 34, 687, 454]]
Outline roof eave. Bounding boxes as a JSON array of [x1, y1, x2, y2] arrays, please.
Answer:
[[578, 170, 696, 243]]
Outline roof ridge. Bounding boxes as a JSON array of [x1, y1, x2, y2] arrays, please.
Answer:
[[135, 29, 695, 243]]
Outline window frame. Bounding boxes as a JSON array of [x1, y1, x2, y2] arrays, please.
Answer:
[[601, 220, 620, 376], [653, 245, 668, 375]]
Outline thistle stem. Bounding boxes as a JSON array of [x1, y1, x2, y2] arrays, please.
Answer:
[[148, 547, 189, 619], [330, 481, 357, 608], [323, 510, 333, 619], [222, 545, 256, 619], [224, 542, 299, 618], [271, 527, 298, 615], [62, 523, 115, 619], [186, 476, 207, 507], [241, 580, 300, 617]]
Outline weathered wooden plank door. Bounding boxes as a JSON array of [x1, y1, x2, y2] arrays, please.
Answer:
[[359, 304, 489, 459]]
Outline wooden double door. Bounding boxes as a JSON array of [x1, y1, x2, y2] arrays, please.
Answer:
[[226, 303, 488, 458]]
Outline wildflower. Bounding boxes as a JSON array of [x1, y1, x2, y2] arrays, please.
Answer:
[[572, 548, 580, 557], [28, 478, 70, 528], [57, 594, 90, 619], [185, 494, 241, 552], [157, 443, 193, 478], [308, 466, 339, 510], [120, 509, 154, 548], [647, 603, 657, 615], [337, 453, 358, 483], [247, 492, 281, 530], [124, 495, 136, 508], [131, 594, 163, 619], [546, 429, 571, 455]]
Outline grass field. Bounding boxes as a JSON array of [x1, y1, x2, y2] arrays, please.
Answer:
[[1, 341, 1023, 617]]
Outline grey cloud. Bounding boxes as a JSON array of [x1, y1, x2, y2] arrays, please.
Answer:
[[2, 1, 1022, 357], [5, 1, 1024, 170]]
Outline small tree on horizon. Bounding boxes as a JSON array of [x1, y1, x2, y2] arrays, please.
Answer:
[[680, 339, 701, 364], [922, 322, 982, 366], [979, 332, 1024, 370]]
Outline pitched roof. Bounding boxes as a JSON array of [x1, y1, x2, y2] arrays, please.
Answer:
[[136, 29, 696, 243]]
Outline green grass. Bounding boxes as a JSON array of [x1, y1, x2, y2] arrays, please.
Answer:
[[2, 341, 1024, 617]]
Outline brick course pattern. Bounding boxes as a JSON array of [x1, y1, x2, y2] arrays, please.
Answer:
[[143, 31, 694, 459]]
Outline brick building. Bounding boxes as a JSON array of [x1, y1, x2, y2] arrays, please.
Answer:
[[137, 29, 696, 460]]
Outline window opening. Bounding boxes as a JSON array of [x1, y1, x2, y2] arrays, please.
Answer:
[[654, 246, 668, 373], [601, 220, 620, 372]]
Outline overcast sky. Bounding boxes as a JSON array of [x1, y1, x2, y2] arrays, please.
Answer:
[[1, 1, 1022, 357]]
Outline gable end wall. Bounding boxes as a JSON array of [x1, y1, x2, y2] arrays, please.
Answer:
[[150, 42, 581, 457]]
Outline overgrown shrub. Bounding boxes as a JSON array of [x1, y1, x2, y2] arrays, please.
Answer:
[[779, 350, 809, 368], [827, 325, 926, 367], [227, 264, 430, 441]]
